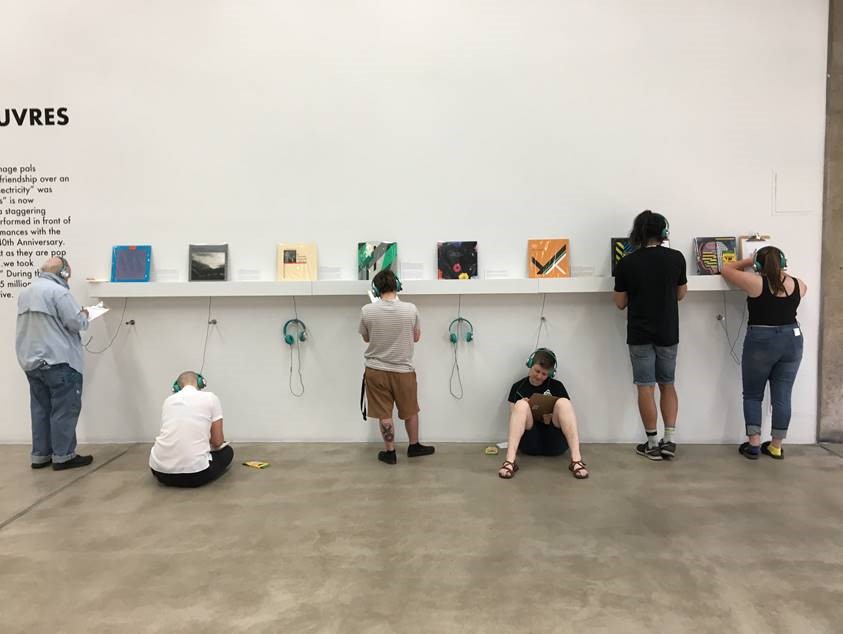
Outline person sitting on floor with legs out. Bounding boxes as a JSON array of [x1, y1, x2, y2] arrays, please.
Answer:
[[149, 371, 234, 488], [497, 348, 588, 480]]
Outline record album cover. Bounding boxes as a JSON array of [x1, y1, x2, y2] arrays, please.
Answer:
[[189, 244, 228, 281], [528, 239, 570, 278], [693, 236, 737, 275], [357, 242, 397, 280], [111, 245, 152, 282], [277, 243, 318, 281], [437, 241, 478, 280], [610, 237, 635, 276]]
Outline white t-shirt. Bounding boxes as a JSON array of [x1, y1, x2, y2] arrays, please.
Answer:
[[149, 386, 223, 474]]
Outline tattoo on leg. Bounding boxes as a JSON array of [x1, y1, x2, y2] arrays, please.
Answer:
[[379, 422, 394, 442]]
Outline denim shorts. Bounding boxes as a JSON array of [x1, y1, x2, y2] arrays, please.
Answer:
[[628, 344, 678, 385]]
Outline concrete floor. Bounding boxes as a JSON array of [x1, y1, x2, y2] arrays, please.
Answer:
[[1, 443, 842, 633]]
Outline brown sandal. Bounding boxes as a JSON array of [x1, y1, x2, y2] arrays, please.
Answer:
[[569, 460, 589, 479], [498, 460, 519, 479]]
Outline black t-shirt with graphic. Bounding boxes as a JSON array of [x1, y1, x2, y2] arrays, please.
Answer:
[[613, 246, 687, 346], [508, 376, 570, 403]]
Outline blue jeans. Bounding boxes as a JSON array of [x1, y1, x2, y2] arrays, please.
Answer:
[[25, 363, 83, 464], [741, 325, 803, 439]]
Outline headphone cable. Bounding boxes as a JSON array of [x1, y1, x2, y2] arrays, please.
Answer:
[[533, 294, 548, 351], [289, 340, 305, 397], [289, 296, 305, 397], [199, 297, 213, 375], [449, 295, 464, 399], [718, 291, 746, 366], [83, 298, 129, 354]]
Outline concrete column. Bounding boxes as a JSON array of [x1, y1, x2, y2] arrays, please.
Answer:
[[821, 1, 843, 442]]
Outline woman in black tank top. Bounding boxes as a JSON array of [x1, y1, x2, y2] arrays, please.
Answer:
[[722, 247, 807, 461]]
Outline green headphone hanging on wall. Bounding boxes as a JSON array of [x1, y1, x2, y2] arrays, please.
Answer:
[[753, 247, 787, 272], [283, 318, 308, 345], [371, 274, 403, 298], [172, 373, 206, 393], [526, 348, 557, 378], [448, 317, 474, 343]]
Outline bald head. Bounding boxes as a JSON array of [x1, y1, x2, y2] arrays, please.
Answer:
[[41, 256, 69, 278], [176, 371, 200, 390]]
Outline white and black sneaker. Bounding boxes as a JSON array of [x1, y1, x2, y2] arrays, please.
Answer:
[[659, 440, 677, 459], [635, 442, 663, 461]]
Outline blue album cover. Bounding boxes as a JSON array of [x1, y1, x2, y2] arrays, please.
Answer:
[[111, 245, 152, 282]]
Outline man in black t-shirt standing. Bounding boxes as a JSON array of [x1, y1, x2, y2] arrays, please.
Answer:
[[496, 348, 588, 480], [613, 210, 687, 460]]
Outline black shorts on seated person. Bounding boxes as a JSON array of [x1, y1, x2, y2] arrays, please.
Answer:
[[518, 424, 569, 457]]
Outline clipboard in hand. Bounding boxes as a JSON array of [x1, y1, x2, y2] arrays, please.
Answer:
[[528, 393, 559, 420]]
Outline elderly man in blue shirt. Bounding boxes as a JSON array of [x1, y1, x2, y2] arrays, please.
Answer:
[[16, 256, 93, 470]]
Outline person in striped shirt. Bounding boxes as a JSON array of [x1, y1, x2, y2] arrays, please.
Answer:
[[359, 269, 435, 465]]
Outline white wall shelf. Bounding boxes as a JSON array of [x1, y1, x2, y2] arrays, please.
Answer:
[[88, 276, 733, 298], [85, 281, 312, 298]]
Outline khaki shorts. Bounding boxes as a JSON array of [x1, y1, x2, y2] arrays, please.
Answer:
[[364, 367, 420, 420]]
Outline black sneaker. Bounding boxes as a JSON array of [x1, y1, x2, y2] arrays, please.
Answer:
[[635, 442, 663, 461], [31, 460, 52, 469], [739, 442, 760, 460], [761, 441, 784, 460], [378, 450, 397, 465], [407, 443, 435, 458], [659, 440, 677, 459], [52, 454, 94, 471]]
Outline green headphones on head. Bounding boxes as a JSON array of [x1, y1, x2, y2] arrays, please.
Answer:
[[448, 317, 474, 343], [172, 372, 206, 393], [372, 274, 403, 298], [753, 247, 787, 272], [654, 213, 670, 240], [283, 318, 308, 345], [526, 348, 557, 379]]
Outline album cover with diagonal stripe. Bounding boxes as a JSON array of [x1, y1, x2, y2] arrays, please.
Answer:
[[610, 237, 634, 276], [528, 239, 570, 278], [694, 236, 737, 275], [358, 241, 397, 280]]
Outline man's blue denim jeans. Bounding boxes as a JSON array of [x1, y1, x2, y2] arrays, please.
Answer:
[[25, 363, 83, 464]]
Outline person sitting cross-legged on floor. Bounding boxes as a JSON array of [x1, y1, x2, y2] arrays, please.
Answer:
[[149, 371, 234, 488]]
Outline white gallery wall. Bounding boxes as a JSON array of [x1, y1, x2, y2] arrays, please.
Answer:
[[0, 0, 827, 444]]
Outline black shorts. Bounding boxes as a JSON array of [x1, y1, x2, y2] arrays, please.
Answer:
[[519, 423, 569, 457]]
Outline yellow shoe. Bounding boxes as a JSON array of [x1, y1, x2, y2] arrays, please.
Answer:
[[761, 441, 783, 460]]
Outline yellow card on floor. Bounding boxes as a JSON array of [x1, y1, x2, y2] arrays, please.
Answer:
[[242, 461, 270, 469]]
